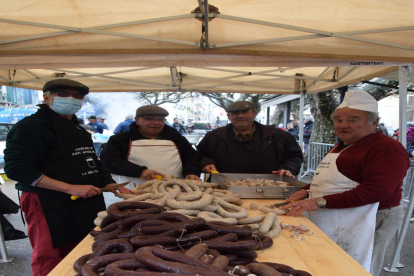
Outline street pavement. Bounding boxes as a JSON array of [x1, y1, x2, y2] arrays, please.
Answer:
[[1, 178, 413, 276]]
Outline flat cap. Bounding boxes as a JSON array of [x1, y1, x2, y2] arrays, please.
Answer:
[[97, 116, 106, 120], [136, 105, 169, 117], [225, 101, 256, 112], [43, 79, 89, 95], [88, 115, 97, 119]]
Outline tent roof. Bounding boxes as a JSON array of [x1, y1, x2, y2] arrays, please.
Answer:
[[0, 0, 413, 94]]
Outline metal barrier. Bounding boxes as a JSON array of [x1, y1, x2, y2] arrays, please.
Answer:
[[301, 142, 334, 178]]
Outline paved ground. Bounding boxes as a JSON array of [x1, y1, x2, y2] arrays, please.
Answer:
[[1, 178, 413, 276]]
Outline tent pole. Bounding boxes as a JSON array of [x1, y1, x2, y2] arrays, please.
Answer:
[[298, 88, 305, 180], [385, 65, 411, 273]]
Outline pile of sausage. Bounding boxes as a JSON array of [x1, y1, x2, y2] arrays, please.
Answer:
[[107, 179, 284, 237], [76, 201, 312, 276], [224, 179, 290, 187]]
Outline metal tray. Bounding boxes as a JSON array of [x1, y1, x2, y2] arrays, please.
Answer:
[[211, 173, 307, 199]]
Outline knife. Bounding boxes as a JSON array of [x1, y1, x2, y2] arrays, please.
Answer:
[[210, 170, 228, 178], [274, 200, 294, 208], [70, 182, 130, 200]]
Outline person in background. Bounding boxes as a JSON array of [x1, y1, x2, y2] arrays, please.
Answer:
[[97, 116, 108, 129], [197, 101, 303, 177], [172, 118, 187, 135], [88, 115, 107, 134], [88, 115, 108, 155], [407, 122, 414, 147], [286, 122, 299, 141], [281, 90, 409, 275], [303, 115, 314, 151], [113, 114, 135, 134], [78, 118, 93, 132], [186, 121, 195, 134], [205, 123, 212, 131], [165, 119, 172, 127], [4, 79, 130, 276], [377, 122, 388, 136], [100, 105, 201, 190]]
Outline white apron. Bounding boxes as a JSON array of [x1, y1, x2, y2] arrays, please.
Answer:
[[111, 140, 183, 190], [309, 145, 378, 271]]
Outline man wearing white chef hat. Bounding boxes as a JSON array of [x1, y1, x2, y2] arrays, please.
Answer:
[[281, 90, 409, 275]]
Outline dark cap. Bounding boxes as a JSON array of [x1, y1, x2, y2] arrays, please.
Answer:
[[43, 79, 89, 95], [225, 101, 256, 112], [78, 118, 85, 124], [136, 105, 169, 117], [88, 115, 97, 119]]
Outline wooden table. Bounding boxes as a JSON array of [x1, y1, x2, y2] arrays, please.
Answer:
[[48, 199, 371, 276]]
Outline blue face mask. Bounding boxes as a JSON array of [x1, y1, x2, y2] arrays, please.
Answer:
[[50, 96, 82, 115]]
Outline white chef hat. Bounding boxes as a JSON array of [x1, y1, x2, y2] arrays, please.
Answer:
[[336, 90, 378, 113]]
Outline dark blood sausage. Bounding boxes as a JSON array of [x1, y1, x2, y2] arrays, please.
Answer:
[[204, 233, 238, 242], [247, 262, 283, 276], [73, 253, 91, 273], [204, 239, 258, 251], [235, 250, 258, 260], [293, 270, 313, 276], [100, 220, 120, 232], [149, 211, 191, 222], [206, 221, 252, 236], [135, 246, 230, 276], [105, 259, 184, 275], [130, 229, 218, 248], [239, 233, 273, 250], [116, 230, 143, 239], [80, 253, 135, 276], [90, 239, 134, 259], [107, 201, 163, 220], [261, 262, 295, 274], [140, 217, 206, 235], [206, 248, 221, 259], [117, 213, 164, 231], [89, 230, 105, 238], [229, 258, 252, 266], [226, 265, 251, 276], [132, 219, 171, 231], [211, 255, 229, 269], [92, 229, 121, 251], [99, 214, 118, 228], [184, 243, 209, 259]]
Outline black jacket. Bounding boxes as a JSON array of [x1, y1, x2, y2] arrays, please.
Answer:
[[100, 123, 201, 177], [303, 121, 314, 144], [197, 122, 303, 175]]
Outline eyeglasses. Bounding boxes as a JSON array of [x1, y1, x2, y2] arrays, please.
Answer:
[[141, 117, 165, 123], [53, 90, 84, 100]]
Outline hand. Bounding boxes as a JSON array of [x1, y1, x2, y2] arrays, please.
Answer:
[[288, 189, 309, 201], [141, 169, 165, 180], [105, 183, 133, 196], [280, 199, 320, 216], [70, 185, 102, 199], [272, 169, 295, 178], [185, 174, 201, 181], [202, 164, 217, 173]]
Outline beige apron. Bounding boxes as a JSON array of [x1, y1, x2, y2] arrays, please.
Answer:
[[111, 140, 183, 190], [309, 145, 378, 271]]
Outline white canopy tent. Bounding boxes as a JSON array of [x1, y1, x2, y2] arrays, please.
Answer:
[[0, 0, 413, 271]]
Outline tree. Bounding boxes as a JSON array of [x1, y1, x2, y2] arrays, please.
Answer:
[[140, 92, 193, 105], [199, 92, 278, 112]]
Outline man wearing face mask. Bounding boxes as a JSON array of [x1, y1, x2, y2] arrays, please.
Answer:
[[4, 79, 131, 276]]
